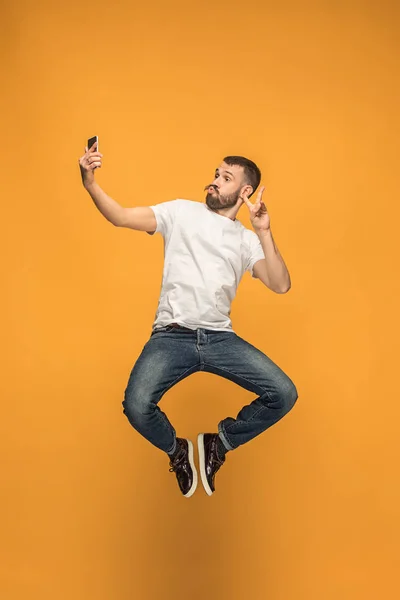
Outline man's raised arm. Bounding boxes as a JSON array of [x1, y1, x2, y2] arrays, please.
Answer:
[[78, 142, 156, 233]]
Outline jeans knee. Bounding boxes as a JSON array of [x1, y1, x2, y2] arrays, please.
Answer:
[[283, 381, 298, 412], [122, 393, 150, 424], [122, 397, 133, 420]]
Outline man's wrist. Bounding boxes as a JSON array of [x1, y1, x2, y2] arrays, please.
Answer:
[[256, 227, 271, 239], [83, 178, 97, 191]]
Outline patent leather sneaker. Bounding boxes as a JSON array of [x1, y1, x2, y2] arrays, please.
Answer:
[[197, 433, 226, 496], [168, 438, 198, 498]]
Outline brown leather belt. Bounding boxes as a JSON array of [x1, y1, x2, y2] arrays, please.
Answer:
[[152, 323, 195, 334], [168, 322, 193, 331]]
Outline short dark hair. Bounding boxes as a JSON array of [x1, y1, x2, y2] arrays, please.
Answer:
[[223, 156, 261, 197]]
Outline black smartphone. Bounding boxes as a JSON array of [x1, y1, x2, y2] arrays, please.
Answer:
[[87, 135, 98, 152]]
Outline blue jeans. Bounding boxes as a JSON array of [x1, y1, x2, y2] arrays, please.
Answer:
[[122, 326, 298, 454]]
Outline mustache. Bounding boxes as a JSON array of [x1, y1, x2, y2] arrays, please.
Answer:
[[204, 184, 219, 194]]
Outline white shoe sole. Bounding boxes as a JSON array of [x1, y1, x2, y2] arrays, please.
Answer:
[[183, 439, 198, 498], [197, 433, 213, 496]]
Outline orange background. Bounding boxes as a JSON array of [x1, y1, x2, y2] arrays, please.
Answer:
[[2, 0, 399, 598]]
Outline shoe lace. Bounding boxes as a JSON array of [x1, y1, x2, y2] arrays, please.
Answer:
[[168, 449, 186, 472]]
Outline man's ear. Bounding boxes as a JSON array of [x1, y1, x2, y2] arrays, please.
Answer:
[[239, 184, 253, 200]]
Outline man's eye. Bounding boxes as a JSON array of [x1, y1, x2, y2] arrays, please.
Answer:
[[225, 177, 230, 181]]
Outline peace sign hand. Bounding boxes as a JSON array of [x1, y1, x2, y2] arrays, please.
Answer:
[[241, 186, 270, 233]]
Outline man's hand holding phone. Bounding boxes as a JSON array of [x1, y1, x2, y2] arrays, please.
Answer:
[[79, 137, 103, 188]]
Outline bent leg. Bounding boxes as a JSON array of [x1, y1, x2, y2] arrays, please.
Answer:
[[202, 332, 298, 450], [122, 330, 200, 453]]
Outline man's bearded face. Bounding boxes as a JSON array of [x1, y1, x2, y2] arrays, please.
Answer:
[[204, 184, 242, 210], [204, 162, 246, 211]]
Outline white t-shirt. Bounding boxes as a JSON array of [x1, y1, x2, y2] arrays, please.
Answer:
[[149, 199, 265, 332]]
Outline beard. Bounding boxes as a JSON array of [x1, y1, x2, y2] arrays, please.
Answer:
[[204, 185, 241, 211]]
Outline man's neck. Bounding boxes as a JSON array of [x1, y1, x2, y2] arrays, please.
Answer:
[[205, 203, 240, 221]]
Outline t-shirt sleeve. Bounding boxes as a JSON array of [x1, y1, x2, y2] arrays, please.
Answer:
[[148, 199, 182, 237], [245, 230, 266, 278]]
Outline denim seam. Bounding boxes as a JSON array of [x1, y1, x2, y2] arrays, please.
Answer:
[[209, 361, 277, 447], [202, 362, 274, 405], [219, 396, 271, 438], [166, 439, 177, 454], [158, 364, 199, 397], [143, 363, 199, 453], [218, 395, 273, 449], [218, 425, 235, 451]]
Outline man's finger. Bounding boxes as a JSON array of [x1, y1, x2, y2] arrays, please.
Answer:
[[241, 193, 252, 207], [256, 185, 265, 202]]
